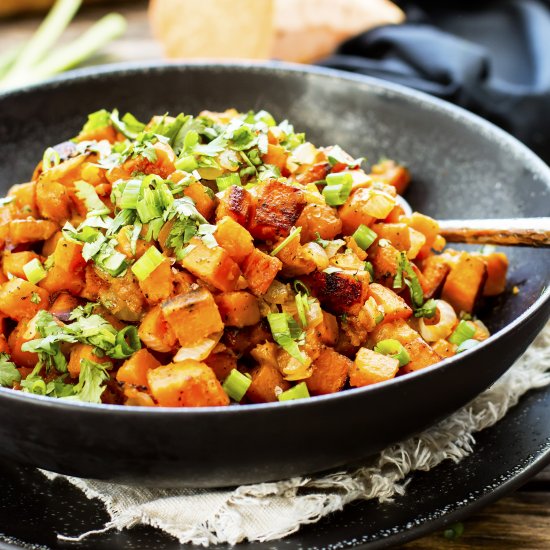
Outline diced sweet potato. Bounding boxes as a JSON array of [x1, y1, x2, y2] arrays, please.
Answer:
[[2, 251, 41, 279], [117, 348, 161, 388], [8, 320, 39, 367], [314, 310, 339, 346], [161, 287, 223, 346], [370, 159, 410, 195], [481, 252, 508, 296], [295, 161, 331, 185], [420, 255, 450, 299], [432, 339, 457, 358], [372, 223, 410, 252], [248, 180, 306, 240], [306, 270, 368, 316], [181, 238, 241, 292], [261, 143, 288, 170], [338, 188, 375, 235], [223, 323, 272, 356], [307, 348, 351, 395], [147, 360, 230, 407], [123, 387, 157, 407], [9, 218, 58, 245], [370, 318, 419, 345], [42, 231, 62, 257], [441, 253, 487, 313], [53, 237, 86, 272], [401, 339, 441, 374], [215, 185, 253, 226], [368, 283, 412, 321], [369, 243, 400, 286], [68, 343, 111, 378], [214, 216, 254, 264], [296, 203, 342, 242], [49, 292, 79, 322], [204, 351, 237, 381], [403, 213, 439, 258], [241, 248, 282, 295], [0, 278, 49, 321], [139, 256, 173, 305], [215, 291, 261, 327], [138, 305, 177, 353], [247, 363, 290, 403], [349, 347, 399, 387], [40, 265, 85, 296], [183, 182, 216, 219], [36, 180, 71, 223]]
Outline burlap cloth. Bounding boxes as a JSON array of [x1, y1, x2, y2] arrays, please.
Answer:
[[42, 323, 550, 546]]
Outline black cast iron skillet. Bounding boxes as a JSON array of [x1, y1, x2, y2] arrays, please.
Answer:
[[0, 62, 548, 488]]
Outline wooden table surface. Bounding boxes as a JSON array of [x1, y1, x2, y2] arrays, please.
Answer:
[[0, 2, 549, 548]]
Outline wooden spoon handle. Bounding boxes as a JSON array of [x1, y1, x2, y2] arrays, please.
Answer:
[[438, 217, 550, 247]]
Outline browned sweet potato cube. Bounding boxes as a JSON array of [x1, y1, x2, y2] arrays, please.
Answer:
[[215, 291, 261, 327], [372, 223, 411, 252], [248, 180, 306, 240], [349, 347, 399, 387], [215, 185, 253, 226], [368, 283, 412, 322], [481, 252, 508, 296], [214, 216, 254, 264], [306, 270, 368, 316], [241, 248, 282, 295], [306, 348, 351, 395], [420, 255, 450, 299], [161, 287, 223, 346], [401, 339, 441, 374], [181, 238, 241, 292], [296, 203, 342, 242], [247, 363, 290, 403], [441, 253, 487, 313], [0, 278, 49, 321]]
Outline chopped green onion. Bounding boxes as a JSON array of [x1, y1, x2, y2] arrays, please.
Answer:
[[271, 227, 302, 256], [293, 280, 310, 295], [136, 188, 163, 223], [322, 172, 353, 206], [352, 224, 377, 250], [327, 145, 363, 168], [119, 179, 142, 209], [42, 147, 60, 170], [414, 298, 437, 318], [374, 311, 385, 325], [295, 293, 308, 328], [364, 261, 374, 280], [131, 246, 164, 281], [374, 339, 410, 367], [448, 320, 476, 346], [278, 382, 310, 402], [216, 172, 241, 192], [23, 258, 47, 285], [111, 326, 141, 359], [95, 250, 127, 277], [222, 369, 252, 402], [267, 312, 307, 364], [456, 339, 480, 354], [175, 154, 199, 173]]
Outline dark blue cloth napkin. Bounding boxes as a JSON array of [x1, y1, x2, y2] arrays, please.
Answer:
[[319, 0, 550, 162]]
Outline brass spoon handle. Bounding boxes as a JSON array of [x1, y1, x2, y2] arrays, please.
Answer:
[[438, 217, 550, 247]]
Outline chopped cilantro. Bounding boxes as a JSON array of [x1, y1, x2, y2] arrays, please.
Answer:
[[0, 353, 21, 387]]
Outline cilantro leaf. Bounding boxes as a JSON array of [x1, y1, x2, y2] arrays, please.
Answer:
[[0, 353, 21, 387], [80, 109, 111, 134], [70, 359, 111, 404]]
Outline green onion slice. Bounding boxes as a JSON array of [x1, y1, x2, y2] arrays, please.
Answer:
[[352, 224, 377, 250], [374, 339, 410, 367], [175, 154, 199, 173], [111, 326, 141, 359], [222, 369, 252, 402], [414, 298, 437, 318], [456, 338, 480, 354], [278, 381, 310, 402], [42, 147, 60, 170], [448, 320, 476, 346], [364, 261, 374, 280], [216, 172, 241, 192], [119, 179, 142, 209], [271, 227, 302, 256], [322, 172, 353, 206], [23, 258, 47, 285], [131, 246, 164, 281], [293, 280, 310, 295], [267, 312, 307, 364]]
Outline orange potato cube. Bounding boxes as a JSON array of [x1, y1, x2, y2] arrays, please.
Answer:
[[372, 223, 411, 252], [0, 278, 49, 321], [8, 320, 39, 368], [138, 305, 177, 353], [215, 291, 261, 327], [117, 348, 161, 388], [441, 253, 487, 313], [147, 360, 229, 407], [215, 185, 253, 226], [296, 202, 343, 243], [368, 283, 412, 322], [307, 348, 351, 395], [314, 310, 339, 346], [68, 343, 111, 378], [2, 251, 41, 279], [481, 252, 508, 296], [401, 339, 441, 374], [9, 218, 58, 245], [138, 256, 173, 305], [241, 248, 282, 295], [183, 182, 216, 219], [420, 255, 450, 299], [161, 287, 223, 347], [214, 216, 254, 264], [338, 188, 375, 234], [349, 347, 400, 387], [181, 238, 241, 292], [247, 363, 290, 403]]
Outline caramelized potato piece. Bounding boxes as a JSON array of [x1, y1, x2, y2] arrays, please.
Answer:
[[215, 185, 253, 226], [349, 347, 399, 387], [296, 202, 342, 242], [215, 291, 261, 327], [9, 218, 58, 245], [138, 305, 177, 353], [161, 287, 223, 346], [247, 363, 290, 403], [420, 255, 450, 299], [241, 248, 282, 295], [147, 360, 229, 407], [481, 252, 508, 296], [214, 216, 254, 264], [117, 348, 161, 388], [139, 256, 173, 305], [368, 283, 412, 322], [183, 182, 216, 219], [248, 180, 306, 240], [372, 223, 411, 252], [68, 343, 111, 378], [307, 348, 351, 395], [0, 278, 49, 321], [181, 238, 241, 292], [8, 320, 39, 367], [2, 251, 41, 279]]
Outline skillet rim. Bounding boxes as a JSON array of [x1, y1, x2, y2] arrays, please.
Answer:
[[0, 59, 548, 414]]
